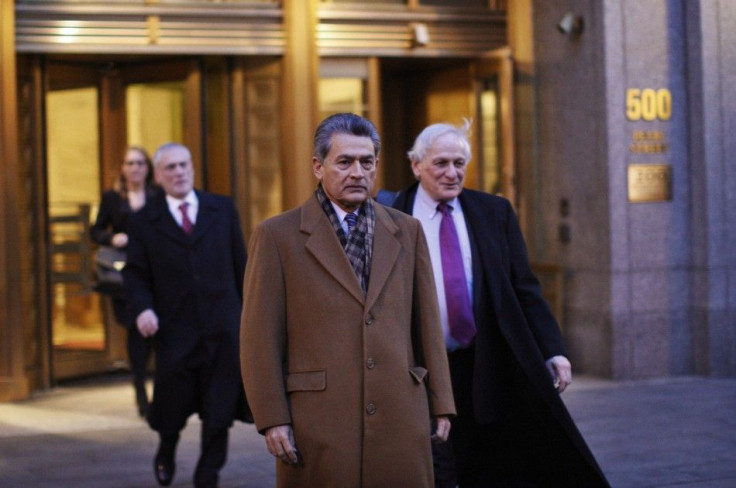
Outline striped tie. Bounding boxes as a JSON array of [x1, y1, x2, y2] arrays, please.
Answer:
[[344, 213, 357, 235]]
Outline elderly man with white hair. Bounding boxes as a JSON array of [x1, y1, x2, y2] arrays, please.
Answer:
[[392, 121, 609, 487]]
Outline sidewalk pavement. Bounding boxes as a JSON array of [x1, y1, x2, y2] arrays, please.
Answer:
[[1, 374, 735, 487]]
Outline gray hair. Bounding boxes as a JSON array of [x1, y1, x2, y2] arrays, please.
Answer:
[[153, 142, 191, 167], [407, 119, 472, 163], [313, 113, 381, 162]]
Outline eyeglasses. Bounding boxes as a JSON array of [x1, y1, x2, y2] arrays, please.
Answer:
[[124, 160, 147, 166]]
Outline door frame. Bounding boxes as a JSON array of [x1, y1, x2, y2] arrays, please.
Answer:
[[100, 58, 204, 190], [472, 47, 516, 206]]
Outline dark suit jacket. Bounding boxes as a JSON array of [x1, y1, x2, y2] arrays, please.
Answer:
[[91, 187, 160, 321], [393, 183, 609, 485], [123, 190, 247, 429]]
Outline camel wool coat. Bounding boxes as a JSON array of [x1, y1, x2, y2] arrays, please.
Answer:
[[240, 195, 455, 488]]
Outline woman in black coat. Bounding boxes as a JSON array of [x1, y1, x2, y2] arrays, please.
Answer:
[[91, 146, 158, 417]]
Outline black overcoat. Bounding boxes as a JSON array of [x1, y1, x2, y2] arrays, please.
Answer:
[[393, 183, 609, 486], [123, 190, 247, 430], [90, 190, 131, 246]]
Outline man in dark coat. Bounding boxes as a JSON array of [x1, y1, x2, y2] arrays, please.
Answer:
[[123, 142, 247, 487], [392, 122, 609, 487]]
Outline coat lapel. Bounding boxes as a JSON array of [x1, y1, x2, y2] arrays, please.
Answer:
[[189, 191, 216, 244], [365, 204, 401, 312], [301, 196, 365, 305], [459, 191, 504, 280], [458, 191, 493, 313], [148, 194, 189, 246]]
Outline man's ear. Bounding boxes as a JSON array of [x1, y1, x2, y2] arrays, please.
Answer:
[[312, 157, 324, 180], [410, 159, 422, 180]]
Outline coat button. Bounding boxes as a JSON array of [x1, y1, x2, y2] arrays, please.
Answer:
[[366, 358, 375, 369], [365, 316, 374, 326], [366, 403, 376, 415]]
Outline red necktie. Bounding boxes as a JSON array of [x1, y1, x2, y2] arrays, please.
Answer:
[[437, 202, 476, 347], [179, 202, 194, 235]]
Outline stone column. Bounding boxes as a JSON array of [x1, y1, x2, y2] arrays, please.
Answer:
[[686, 0, 736, 376], [281, 0, 319, 210]]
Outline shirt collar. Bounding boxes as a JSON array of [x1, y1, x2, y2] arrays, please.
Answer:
[[330, 200, 358, 222], [166, 190, 198, 209], [416, 184, 459, 219]]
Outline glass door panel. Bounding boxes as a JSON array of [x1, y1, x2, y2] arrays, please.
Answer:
[[46, 86, 105, 355], [318, 78, 365, 120], [126, 82, 185, 154], [473, 52, 515, 204], [479, 77, 501, 195]]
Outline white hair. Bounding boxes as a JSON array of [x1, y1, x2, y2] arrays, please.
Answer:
[[407, 118, 472, 163], [153, 142, 191, 167]]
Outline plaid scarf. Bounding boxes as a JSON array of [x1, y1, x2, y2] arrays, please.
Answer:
[[315, 185, 374, 295]]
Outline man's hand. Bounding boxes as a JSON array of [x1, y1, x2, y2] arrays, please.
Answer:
[[546, 355, 572, 393], [136, 309, 159, 337], [265, 424, 299, 465], [111, 232, 128, 248], [430, 416, 451, 444]]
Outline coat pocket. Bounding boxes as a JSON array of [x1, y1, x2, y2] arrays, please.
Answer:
[[409, 366, 428, 384], [286, 370, 326, 392]]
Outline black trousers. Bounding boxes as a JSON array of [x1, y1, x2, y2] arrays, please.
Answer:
[[158, 425, 228, 488], [112, 297, 153, 400], [194, 426, 229, 488], [127, 326, 153, 389], [434, 413, 547, 488], [434, 346, 605, 488], [435, 344, 550, 487]]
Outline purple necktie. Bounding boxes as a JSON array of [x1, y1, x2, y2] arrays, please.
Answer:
[[437, 202, 476, 347], [179, 202, 194, 235]]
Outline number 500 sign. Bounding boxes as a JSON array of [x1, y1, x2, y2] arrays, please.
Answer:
[[626, 88, 672, 121]]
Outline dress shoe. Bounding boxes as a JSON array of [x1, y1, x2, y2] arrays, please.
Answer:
[[154, 449, 176, 486]]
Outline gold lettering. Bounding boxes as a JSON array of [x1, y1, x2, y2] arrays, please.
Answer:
[[629, 143, 668, 154]]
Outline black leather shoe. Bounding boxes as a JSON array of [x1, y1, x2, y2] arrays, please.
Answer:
[[154, 450, 175, 486]]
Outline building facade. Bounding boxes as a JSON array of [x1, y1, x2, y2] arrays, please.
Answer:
[[1, 0, 734, 402], [529, 0, 736, 379]]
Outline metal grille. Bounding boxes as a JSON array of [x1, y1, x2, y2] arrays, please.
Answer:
[[317, 4, 507, 57], [15, 1, 285, 54]]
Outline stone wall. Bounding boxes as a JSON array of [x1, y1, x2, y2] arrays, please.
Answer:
[[530, 0, 736, 378]]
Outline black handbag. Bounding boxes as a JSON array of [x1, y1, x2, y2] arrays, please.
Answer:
[[94, 245, 126, 296]]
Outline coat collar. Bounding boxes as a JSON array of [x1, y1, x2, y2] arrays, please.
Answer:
[[300, 194, 401, 308], [393, 182, 497, 238], [365, 203, 401, 311]]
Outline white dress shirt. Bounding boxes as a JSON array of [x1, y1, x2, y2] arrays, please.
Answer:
[[412, 185, 474, 351], [166, 191, 198, 227]]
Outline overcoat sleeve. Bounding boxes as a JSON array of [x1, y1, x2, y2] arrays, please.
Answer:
[[501, 198, 566, 359], [240, 222, 291, 433], [121, 211, 154, 319], [90, 191, 118, 245], [412, 220, 456, 417], [227, 198, 247, 298]]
